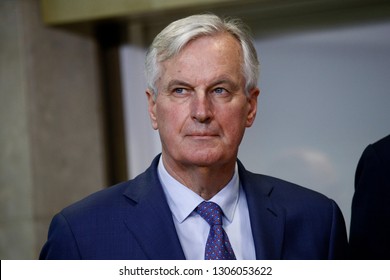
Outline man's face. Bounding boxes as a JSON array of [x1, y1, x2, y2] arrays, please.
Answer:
[[147, 33, 259, 170]]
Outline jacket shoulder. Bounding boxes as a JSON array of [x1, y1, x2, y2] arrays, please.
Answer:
[[240, 165, 334, 207]]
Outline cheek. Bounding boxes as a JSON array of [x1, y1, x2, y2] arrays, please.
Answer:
[[156, 104, 184, 134], [219, 107, 248, 139]]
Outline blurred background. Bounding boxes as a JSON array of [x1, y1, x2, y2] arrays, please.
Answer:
[[1, 0, 389, 259]]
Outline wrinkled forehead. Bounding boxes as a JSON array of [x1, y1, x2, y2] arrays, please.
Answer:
[[157, 34, 245, 89], [158, 31, 243, 63]]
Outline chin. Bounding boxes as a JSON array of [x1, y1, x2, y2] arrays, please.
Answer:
[[181, 151, 230, 167]]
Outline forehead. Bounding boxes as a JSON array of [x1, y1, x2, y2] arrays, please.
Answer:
[[158, 33, 244, 85], [175, 33, 242, 62]]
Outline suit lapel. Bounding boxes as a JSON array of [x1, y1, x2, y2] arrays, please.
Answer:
[[238, 161, 285, 259], [122, 156, 186, 260]]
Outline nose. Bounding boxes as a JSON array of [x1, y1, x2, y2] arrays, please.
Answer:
[[191, 91, 213, 123]]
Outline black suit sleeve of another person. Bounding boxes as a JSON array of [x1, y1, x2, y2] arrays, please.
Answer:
[[349, 135, 390, 259]]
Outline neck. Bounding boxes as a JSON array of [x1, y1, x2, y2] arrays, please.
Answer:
[[162, 156, 236, 200]]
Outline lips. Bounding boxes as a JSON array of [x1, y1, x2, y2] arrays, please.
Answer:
[[184, 126, 220, 138], [188, 133, 218, 137], [185, 134, 220, 143], [185, 130, 219, 137]]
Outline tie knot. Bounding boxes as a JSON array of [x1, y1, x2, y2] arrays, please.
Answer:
[[196, 201, 223, 226]]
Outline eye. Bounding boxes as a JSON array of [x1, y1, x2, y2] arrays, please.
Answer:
[[173, 88, 188, 95], [212, 87, 228, 96]]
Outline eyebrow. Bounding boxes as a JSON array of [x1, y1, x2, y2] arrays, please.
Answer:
[[210, 79, 240, 91], [166, 80, 192, 90], [165, 76, 240, 91]]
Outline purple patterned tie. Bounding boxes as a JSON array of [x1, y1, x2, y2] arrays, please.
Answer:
[[196, 201, 236, 260]]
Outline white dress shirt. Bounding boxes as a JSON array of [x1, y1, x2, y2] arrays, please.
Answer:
[[157, 157, 256, 260]]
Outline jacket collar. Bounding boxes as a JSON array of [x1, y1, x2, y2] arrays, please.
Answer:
[[238, 160, 285, 259], [122, 155, 186, 260]]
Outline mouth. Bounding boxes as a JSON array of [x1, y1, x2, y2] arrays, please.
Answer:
[[186, 133, 219, 139]]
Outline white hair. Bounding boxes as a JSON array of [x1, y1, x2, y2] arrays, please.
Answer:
[[145, 14, 259, 96]]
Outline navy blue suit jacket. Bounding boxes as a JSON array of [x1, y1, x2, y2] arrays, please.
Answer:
[[40, 155, 348, 259], [350, 134, 390, 259]]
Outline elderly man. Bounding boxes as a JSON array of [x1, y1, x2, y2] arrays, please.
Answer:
[[40, 14, 348, 260]]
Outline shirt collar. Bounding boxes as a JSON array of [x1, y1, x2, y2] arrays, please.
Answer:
[[158, 156, 240, 224]]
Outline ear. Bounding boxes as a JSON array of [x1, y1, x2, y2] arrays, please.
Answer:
[[146, 89, 159, 130], [245, 87, 260, 127]]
